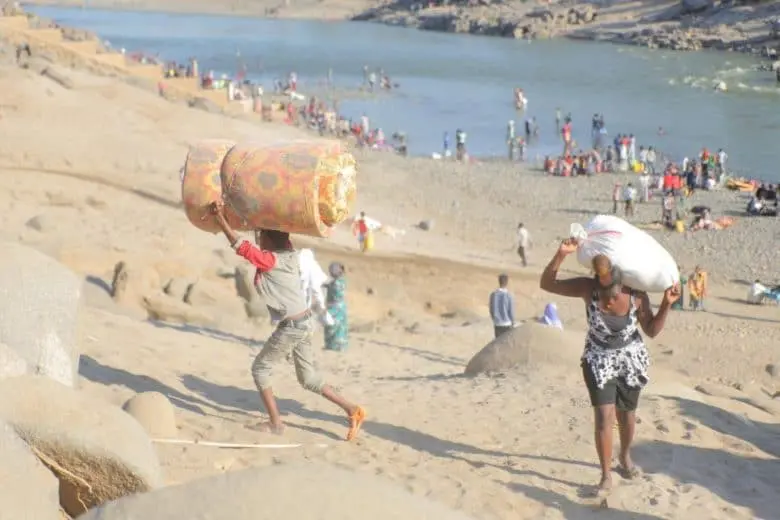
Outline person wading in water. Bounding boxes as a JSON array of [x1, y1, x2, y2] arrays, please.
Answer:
[[540, 242, 680, 495]]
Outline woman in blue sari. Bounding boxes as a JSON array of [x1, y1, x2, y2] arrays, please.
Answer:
[[324, 262, 348, 351]]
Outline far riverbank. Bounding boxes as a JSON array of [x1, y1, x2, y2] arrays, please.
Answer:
[[22, 0, 780, 58]]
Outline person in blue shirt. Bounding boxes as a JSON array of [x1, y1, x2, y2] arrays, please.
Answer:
[[489, 274, 515, 338]]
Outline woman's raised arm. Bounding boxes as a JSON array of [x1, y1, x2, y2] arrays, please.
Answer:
[[539, 239, 591, 299]]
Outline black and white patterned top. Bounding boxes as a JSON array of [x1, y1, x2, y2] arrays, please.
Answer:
[[582, 289, 650, 390]]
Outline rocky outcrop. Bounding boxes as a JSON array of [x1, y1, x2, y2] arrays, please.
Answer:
[[352, 0, 780, 56], [354, 2, 600, 41]]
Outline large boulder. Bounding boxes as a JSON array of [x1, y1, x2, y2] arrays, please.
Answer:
[[464, 322, 583, 376], [142, 294, 218, 327], [111, 261, 161, 308], [0, 419, 61, 520], [80, 462, 476, 520], [0, 376, 164, 517], [0, 242, 81, 387], [0, 342, 28, 380], [122, 392, 177, 439]]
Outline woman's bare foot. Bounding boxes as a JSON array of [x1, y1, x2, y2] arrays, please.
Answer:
[[248, 420, 285, 435], [594, 475, 613, 497], [618, 453, 641, 478]]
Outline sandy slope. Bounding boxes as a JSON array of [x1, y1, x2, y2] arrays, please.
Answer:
[[0, 30, 778, 520]]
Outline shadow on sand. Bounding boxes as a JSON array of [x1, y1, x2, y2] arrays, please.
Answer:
[[79, 355, 249, 418], [505, 481, 666, 520], [363, 339, 466, 367], [180, 374, 507, 459], [149, 320, 264, 347], [633, 397, 780, 520]]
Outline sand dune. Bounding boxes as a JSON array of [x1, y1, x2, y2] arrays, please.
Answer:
[[0, 20, 778, 520]]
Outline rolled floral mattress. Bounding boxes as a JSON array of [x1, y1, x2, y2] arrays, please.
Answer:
[[219, 140, 357, 237], [181, 139, 243, 233]]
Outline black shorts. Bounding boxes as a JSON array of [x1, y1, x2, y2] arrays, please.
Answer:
[[581, 361, 641, 411]]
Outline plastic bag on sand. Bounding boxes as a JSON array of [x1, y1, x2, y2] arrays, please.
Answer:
[[570, 215, 678, 293]]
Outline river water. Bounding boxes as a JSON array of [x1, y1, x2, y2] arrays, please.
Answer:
[[26, 5, 780, 181]]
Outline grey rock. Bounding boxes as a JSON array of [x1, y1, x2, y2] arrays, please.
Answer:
[[79, 463, 476, 520], [24, 214, 52, 232], [0, 376, 163, 517], [183, 280, 219, 307], [163, 277, 190, 301], [0, 342, 28, 380], [418, 219, 434, 231], [0, 242, 81, 387], [0, 419, 60, 520]]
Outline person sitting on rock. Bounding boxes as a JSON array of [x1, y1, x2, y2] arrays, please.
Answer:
[[540, 246, 679, 496], [208, 201, 366, 440]]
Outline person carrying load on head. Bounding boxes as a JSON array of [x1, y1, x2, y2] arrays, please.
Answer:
[[208, 200, 366, 440], [540, 243, 680, 497]]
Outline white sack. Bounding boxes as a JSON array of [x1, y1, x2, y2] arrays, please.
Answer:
[[570, 215, 678, 293]]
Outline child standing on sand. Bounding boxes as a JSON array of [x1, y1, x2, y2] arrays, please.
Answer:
[[352, 211, 374, 253], [209, 201, 366, 440]]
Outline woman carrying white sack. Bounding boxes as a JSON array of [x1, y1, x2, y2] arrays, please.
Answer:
[[540, 239, 680, 498], [298, 249, 335, 328]]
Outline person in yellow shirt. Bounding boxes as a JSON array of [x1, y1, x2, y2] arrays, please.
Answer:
[[688, 266, 708, 311]]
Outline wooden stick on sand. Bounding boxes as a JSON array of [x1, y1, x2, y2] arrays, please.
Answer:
[[152, 438, 329, 449]]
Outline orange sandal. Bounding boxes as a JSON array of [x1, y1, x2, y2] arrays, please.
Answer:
[[346, 406, 366, 441]]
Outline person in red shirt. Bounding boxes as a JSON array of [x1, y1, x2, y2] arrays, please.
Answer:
[[209, 201, 366, 440], [663, 171, 674, 193], [671, 173, 682, 194], [352, 211, 374, 252]]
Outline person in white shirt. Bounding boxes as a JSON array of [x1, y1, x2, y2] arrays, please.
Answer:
[[298, 249, 332, 325], [623, 183, 637, 218], [638, 146, 648, 166], [638, 172, 651, 203], [516, 222, 531, 267], [747, 280, 768, 305], [646, 146, 657, 174], [717, 148, 728, 178]]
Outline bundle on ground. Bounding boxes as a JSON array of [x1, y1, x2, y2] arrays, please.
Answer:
[[181, 139, 357, 237]]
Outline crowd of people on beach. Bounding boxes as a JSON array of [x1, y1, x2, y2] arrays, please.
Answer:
[[42, 24, 780, 507]]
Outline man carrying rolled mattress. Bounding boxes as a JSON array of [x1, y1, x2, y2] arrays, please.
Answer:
[[208, 201, 366, 440]]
